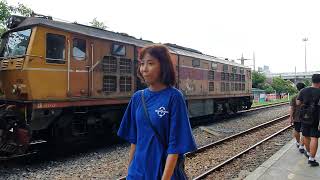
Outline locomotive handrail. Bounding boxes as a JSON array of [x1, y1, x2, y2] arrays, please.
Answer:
[[0, 55, 26, 60], [67, 39, 71, 93], [0, 54, 46, 60]]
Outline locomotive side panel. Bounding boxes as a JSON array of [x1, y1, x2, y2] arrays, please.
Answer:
[[179, 55, 208, 96], [26, 26, 69, 100], [91, 39, 135, 98]]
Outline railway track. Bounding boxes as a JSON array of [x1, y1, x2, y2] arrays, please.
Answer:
[[1, 102, 289, 180], [0, 101, 288, 162], [186, 114, 291, 179], [240, 101, 289, 113], [116, 103, 289, 180]]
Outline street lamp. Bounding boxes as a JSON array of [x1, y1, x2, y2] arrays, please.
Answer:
[[302, 37, 308, 73]]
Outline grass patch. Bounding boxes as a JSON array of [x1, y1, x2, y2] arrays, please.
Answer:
[[252, 98, 289, 108]]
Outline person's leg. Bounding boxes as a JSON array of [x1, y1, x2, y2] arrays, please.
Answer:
[[308, 136, 319, 166], [309, 137, 318, 158], [300, 134, 304, 146], [304, 136, 311, 152], [307, 126, 320, 166], [294, 130, 300, 146], [302, 124, 311, 156], [294, 122, 304, 149]]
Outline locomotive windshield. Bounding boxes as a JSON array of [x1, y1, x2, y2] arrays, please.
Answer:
[[0, 28, 32, 59]]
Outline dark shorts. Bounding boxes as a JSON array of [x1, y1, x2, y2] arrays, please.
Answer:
[[302, 123, 320, 138], [294, 122, 302, 132]]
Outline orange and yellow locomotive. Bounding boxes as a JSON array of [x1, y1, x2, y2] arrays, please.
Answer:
[[0, 15, 252, 158]]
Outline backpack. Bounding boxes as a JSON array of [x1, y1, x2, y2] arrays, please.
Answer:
[[299, 104, 317, 124]]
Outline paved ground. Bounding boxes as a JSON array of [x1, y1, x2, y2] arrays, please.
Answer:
[[245, 139, 320, 180]]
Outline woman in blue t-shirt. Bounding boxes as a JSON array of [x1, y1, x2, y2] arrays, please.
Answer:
[[117, 44, 197, 180]]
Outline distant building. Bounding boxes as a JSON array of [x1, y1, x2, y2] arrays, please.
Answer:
[[252, 88, 266, 102], [258, 65, 271, 74]]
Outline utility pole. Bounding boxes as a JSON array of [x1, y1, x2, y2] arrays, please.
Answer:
[[253, 52, 256, 71], [302, 37, 308, 73], [237, 53, 255, 71], [294, 66, 297, 84]]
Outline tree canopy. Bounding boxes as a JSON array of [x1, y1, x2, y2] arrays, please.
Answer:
[[0, 0, 33, 35], [252, 71, 297, 95], [271, 77, 297, 95], [89, 17, 107, 30], [252, 71, 267, 89]]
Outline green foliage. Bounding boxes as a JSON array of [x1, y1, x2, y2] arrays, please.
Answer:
[[252, 74, 298, 95], [13, 3, 33, 16], [90, 17, 107, 30], [0, 0, 33, 36], [263, 83, 275, 94], [304, 79, 311, 87], [271, 77, 297, 95], [252, 71, 267, 89]]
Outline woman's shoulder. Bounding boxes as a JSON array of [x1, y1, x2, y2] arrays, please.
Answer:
[[168, 87, 185, 99], [131, 89, 144, 99]]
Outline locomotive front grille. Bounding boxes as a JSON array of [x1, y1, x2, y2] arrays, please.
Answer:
[[15, 59, 24, 69], [0, 60, 9, 70]]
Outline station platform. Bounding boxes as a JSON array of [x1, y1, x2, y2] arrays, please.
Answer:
[[245, 139, 320, 180]]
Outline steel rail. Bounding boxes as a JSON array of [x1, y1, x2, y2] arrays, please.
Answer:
[[193, 124, 292, 180], [117, 114, 289, 180], [240, 101, 289, 113], [187, 114, 289, 156]]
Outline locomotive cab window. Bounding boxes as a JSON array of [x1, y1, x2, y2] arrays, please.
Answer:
[[73, 38, 86, 60], [46, 33, 66, 64], [1, 29, 32, 59]]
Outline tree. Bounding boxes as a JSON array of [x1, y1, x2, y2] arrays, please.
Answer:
[[263, 83, 275, 94], [89, 17, 107, 30], [303, 79, 311, 87], [271, 77, 297, 95], [252, 71, 267, 89], [0, 0, 33, 36]]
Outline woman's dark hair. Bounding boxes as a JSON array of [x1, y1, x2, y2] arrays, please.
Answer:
[[296, 82, 306, 91], [138, 44, 176, 86], [312, 74, 320, 83]]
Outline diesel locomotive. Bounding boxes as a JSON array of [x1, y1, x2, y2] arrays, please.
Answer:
[[0, 15, 252, 158]]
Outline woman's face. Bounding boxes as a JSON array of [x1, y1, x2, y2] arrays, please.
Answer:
[[140, 53, 161, 85]]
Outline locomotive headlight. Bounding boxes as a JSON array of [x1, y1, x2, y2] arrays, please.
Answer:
[[12, 84, 27, 95], [12, 84, 18, 95]]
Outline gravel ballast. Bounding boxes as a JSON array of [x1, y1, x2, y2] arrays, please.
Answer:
[[0, 105, 289, 179], [185, 118, 290, 179]]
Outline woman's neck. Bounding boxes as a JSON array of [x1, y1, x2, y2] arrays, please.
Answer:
[[148, 82, 168, 92]]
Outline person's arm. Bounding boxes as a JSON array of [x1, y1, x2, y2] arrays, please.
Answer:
[[296, 99, 301, 106], [296, 90, 303, 106], [161, 154, 179, 180], [128, 144, 136, 169], [289, 106, 294, 125]]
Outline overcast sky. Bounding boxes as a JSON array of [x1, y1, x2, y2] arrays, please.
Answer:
[[7, 0, 320, 73]]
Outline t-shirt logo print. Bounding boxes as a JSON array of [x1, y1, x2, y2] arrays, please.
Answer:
[[155, 107, 169, 118]]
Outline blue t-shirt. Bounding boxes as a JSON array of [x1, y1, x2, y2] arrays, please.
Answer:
[[117, 87, 197, 180]]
